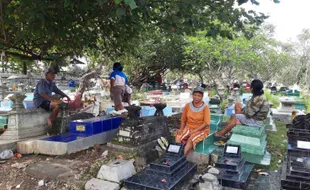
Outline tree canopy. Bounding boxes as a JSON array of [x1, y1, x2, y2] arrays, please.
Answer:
[[0, 0, 271, 62]]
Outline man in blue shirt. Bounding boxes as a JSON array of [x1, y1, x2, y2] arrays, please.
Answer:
[[33, 68, 71, 127]]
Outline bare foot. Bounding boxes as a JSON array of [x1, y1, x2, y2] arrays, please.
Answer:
[[47, 118, 53, 127]]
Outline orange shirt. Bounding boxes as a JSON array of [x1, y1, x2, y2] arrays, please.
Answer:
[[181, 102, 210, 130]]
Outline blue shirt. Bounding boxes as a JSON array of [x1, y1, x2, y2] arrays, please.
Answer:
[[33, 79, 63, 107], [109, 70, 128, 86]]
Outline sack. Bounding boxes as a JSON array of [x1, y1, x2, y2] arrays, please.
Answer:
[[125, 85, 133, 94]]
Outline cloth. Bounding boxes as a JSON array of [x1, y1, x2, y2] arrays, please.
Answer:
[[235, 114, 264, 127], [112, 86, 125, 107], [175, 127, 209, 149], [109, 70, 128, 86], [181, 102, 211, 130], [39, 100, 51, 111], [176, 102, 211, 149], [244, 94, 269, 121], [33, 79, 63, 108]]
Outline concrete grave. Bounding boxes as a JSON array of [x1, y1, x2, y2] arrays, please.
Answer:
[[85, 178, 119, 190], [124, 143, 197, 190], [272, 97, 305, 123], [35, 116, 123, 155], [97, 159, 136, 183]]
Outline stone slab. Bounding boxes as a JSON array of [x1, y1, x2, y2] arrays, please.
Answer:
[[187, 151, 210, 164], [36, 129, 118, 155], [0, 140, 17, 152], [16, 135, 48, 154], [85, 178, 120, 190], [97, 159, 136, 183], [25, 159, 76, 180], [0, 109, 50, 140]]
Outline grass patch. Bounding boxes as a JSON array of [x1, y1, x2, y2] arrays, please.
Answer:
[[265, 90, 280, 108], [303, 95, 310, 113], [257, 121, 287, 171]]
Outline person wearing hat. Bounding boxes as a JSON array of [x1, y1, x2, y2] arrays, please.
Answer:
[[175, 86, 211, 155], [109, 62, 129, 111], [33, 68, 71, 127]]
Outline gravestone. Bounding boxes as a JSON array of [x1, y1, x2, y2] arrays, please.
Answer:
[[281, 115, 310, 190], [124, 143, 197, 190], [215, 144, 254, 189], [35, 116, 123, 155], [265, 107, 276, 132], [272, 97, 304, 123], [111, 105, 170, 147], [0, 93, 50, 140], [227, 125, 271, 165], [224, 97, 234, 116], [231, 88, 240, 102], [0, 82, 8, 100], [209, 98, 221, 114]]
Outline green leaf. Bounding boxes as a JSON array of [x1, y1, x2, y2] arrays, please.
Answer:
[[115, 0, 123, 4], [97, 0, 108, 5], [124, 0, 137, 9], [116, 8, 125, 18]]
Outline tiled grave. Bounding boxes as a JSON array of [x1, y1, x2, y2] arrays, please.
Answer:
[[227, 125, 270, 165], [216, 144, 254, 189], [112, 105, 170, 146], [281, 114, 310, 190], [272, 97, 305, 123], [209, 98, 222, 114], [35, 116, 123, 155], [294, 97, 306, 111], [124, 143, 197, 190], [195, 114, 223, 155], [287, 89, 300, 97]]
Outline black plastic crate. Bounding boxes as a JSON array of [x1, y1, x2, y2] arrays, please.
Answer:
[[149, 155, 186, 173]]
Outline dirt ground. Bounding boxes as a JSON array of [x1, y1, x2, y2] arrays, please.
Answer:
[[0, 145, 136, 190]]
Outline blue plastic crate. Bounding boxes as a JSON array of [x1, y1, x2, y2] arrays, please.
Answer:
[[101, 116, 124, 130], [69, 117, 103, 135]]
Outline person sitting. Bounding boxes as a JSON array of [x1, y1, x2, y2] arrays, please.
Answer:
[[175, 86, 211, 155], [33, 68, 71, 127], [214, 79, 269, 138]]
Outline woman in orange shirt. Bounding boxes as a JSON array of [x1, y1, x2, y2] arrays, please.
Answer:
[[175, 87, 211, 155]]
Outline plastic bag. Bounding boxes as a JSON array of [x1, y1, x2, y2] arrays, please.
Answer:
[[0, 149, 14, 159]]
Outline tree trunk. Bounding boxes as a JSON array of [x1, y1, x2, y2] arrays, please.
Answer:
[[198, 73, 204, 84], [22, 62, 27, 74]]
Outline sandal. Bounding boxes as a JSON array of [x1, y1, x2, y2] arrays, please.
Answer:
[[213, 133, 228, 140]]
